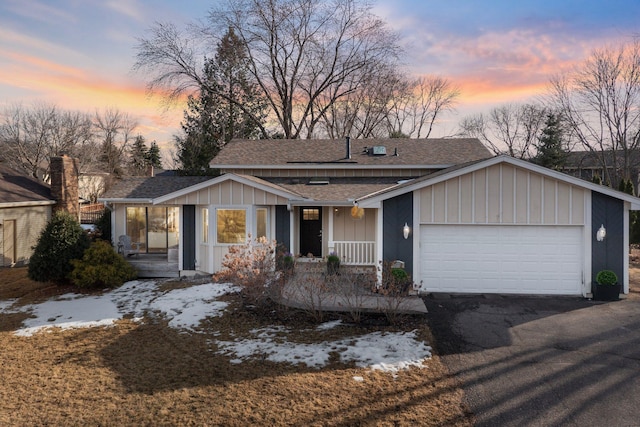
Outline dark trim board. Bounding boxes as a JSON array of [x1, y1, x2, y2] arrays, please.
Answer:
[[383, 193, 413, 275], [182, 205, 196, 270], [591, 191, 624, 292]]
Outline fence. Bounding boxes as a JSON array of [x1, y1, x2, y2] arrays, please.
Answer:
[[80, 203, 105, 224]]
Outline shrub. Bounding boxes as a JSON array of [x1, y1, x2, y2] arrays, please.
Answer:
[[69, 240, 137, 288], [378, 261, 414, 325], [326, 252, 340, 275], [93, 209, 112, 242], [596, 270, 618, 285], [28, 211, 91, 283], [391, 268, 409, 283], [213, 236, 279, 306]]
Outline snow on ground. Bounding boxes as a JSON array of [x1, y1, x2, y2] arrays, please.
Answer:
[[1, 280, 431, 373]]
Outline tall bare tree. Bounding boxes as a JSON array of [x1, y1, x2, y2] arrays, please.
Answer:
[[386, 76, 460, 139], [0, 104, 94, 180], [134, 0, 402, 139], [549, 40, 640, 186], [458, 103, 547, 159], [315, 64, 404, 139], [94, 108, 137, 178]]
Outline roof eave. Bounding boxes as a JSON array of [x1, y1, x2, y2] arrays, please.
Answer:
[[98, 198, 154, 204], [0, 200, 56, 208], [214, 163, 456, 170], [356, 155, 640, 207]]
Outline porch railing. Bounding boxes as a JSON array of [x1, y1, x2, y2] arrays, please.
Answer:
[[330, 241, 376, 265]]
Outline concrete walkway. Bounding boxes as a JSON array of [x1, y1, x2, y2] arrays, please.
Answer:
[[279, 263, 428, 315]]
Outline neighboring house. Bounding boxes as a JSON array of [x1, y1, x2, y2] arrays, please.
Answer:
[[0, 156, 79, 267], [562, 150, 640, 191], [100, 138, 640, 298], [0, 164, 54, 267]]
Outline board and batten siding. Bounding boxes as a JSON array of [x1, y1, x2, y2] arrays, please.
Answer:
[[331, 207, 376, 241], [157, 181, 290, 206], [419, 164, 586, 225]]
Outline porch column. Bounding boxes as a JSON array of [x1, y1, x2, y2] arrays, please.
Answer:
[[328, 207, 335, 254]]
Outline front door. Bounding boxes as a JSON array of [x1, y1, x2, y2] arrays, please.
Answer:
[[299, 207, 322, 257]]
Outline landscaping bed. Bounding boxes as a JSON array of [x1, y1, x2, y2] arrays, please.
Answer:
[[0, 267, 473, 426]]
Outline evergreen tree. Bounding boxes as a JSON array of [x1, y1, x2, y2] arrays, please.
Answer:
[[128, 135, 149, 175], [145, 141, 162, 169], [176, 28, 267, 176], [533, 113, 567, 170], [28, 211, 91, 283]]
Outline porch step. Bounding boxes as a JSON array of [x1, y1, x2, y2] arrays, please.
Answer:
[[127, 256, 179, 278]]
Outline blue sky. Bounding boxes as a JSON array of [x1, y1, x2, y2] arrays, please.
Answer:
[[1, 0, 638, 153]]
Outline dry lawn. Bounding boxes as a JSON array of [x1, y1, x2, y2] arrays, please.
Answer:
[[0, 268, 472, 427]]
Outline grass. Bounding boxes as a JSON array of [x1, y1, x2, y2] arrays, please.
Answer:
[[0, 267, 473, 426]]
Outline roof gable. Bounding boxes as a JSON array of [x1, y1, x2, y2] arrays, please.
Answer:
[[356, 155, 640, 209], [152, 173, 306, 204], [210, 138, 491, 169]]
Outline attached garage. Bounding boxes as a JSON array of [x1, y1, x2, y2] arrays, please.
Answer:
[[420, 224, 584, 295], [356, 155, 640, 298]]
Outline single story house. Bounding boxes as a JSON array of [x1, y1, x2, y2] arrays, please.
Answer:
[[100, 138, 640, 298]]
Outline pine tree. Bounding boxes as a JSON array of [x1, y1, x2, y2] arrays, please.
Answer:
[[128, 135, 149, 175], [145, 141, 162, 169], [534, 113, 567, 170], [176, 28, 267, 176]]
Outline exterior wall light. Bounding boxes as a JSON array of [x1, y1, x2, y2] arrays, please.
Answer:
[[403, 223, 410, 239], [596, 224, 606, 242]]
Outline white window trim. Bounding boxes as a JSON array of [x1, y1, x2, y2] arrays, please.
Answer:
[[214, 206, 249, 245]]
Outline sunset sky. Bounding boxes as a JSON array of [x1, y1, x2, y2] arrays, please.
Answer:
[[1, 0, 639, 162]]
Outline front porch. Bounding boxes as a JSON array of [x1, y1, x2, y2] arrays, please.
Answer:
[[330, 241, 376, 265]]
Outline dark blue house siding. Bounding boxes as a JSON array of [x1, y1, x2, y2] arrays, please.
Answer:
[[591, 191, 624, 291], [182, 205, 196, 270], [383, 192, 413, 275], [275, 205, 291, 252]]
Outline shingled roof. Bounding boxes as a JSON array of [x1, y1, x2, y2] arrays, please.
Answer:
[[210, 138, 491, 168], [0, 163, 53, 205], [100, 176, 215, 201]]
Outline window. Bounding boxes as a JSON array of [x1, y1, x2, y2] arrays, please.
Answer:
[[256, 208, 267, 240], [217, 209, 246, 244], [126, 207, 147, 251], [302, 208, 320, 221], [125, 206, 179, 253], [202, 208, 209, 243]]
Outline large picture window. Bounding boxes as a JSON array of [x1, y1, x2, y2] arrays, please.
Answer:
[[126, 206, 179, 253], [217, 209, 246, 244]]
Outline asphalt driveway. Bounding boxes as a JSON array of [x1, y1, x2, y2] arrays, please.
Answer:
[[422, 294, 640, 426]]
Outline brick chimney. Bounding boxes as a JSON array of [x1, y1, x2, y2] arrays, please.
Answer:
[[50, 155, 80, 220]]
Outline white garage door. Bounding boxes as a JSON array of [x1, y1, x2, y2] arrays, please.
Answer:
[[419, 225, 584, 295]]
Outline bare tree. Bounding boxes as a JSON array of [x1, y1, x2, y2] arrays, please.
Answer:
[[94, 108, 138, 178], [458, 103, 547, 159], [0, 104, 95, 180], [549, 40, 640, 186], [134, 0, 402, 139], [386, 76, 460, 139], [316, 64, 404, 139]]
